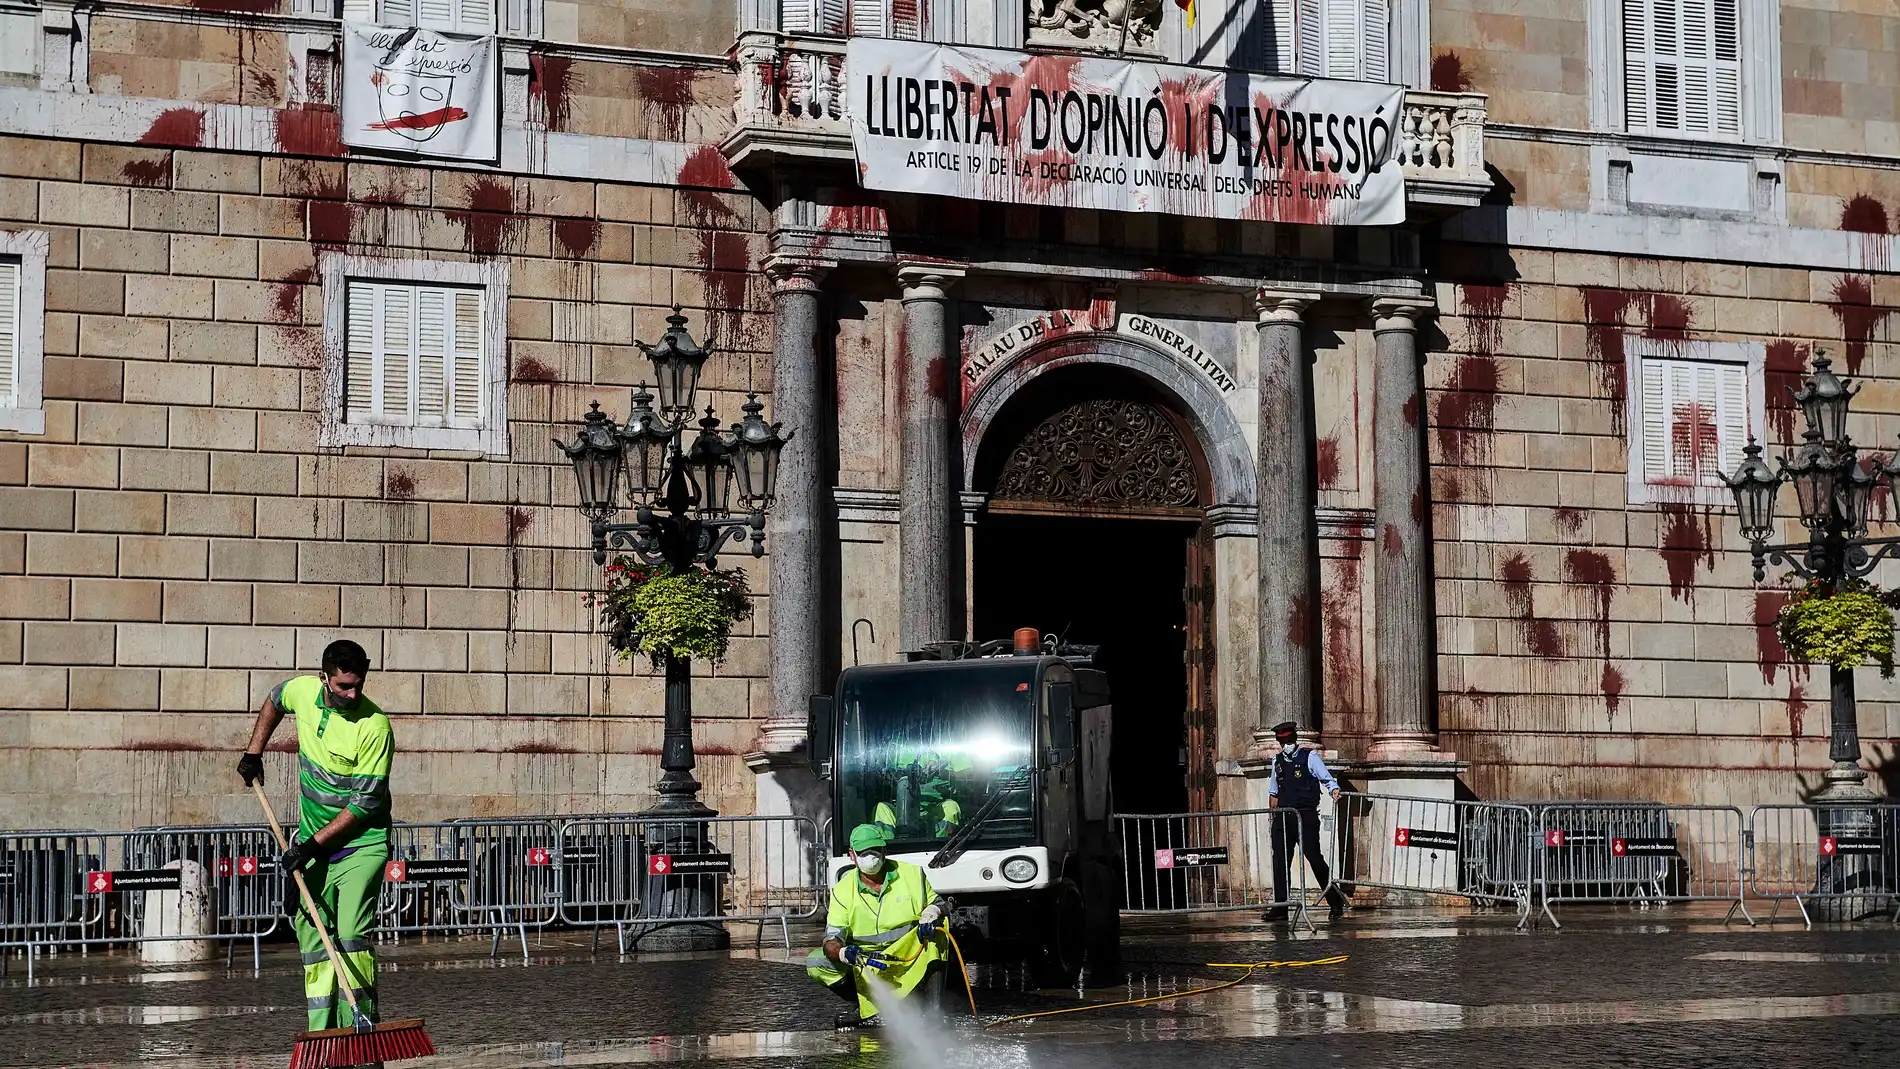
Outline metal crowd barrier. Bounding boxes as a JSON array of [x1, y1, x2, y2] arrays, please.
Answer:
[[1534, 803, 1753, 928], [555, 814, 823, 952], [378, 818, 562, 963], [1747, 803, 1900, 928], [1331, 792, 1536, 925], [1, 827, 283, 981], [1114, 808, 1328, 931]]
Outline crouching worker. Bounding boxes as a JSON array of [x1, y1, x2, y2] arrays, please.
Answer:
[[806, 824, 948, 1028]]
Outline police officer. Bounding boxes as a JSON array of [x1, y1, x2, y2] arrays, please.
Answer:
[[1262, 720, 1348, 922]]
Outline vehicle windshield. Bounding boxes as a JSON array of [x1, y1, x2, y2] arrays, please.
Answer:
[[835, 661, 1038, 855]]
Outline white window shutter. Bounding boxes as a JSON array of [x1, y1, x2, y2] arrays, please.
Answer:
[[0, 261, 17, 406], [343, 0, 375, 23], [1624, 0, 1742, 137], [413, 0, 456, 31], [849, 0, 887, 36], [782, 0, 813, 31], [453, 0, 496, 34], [345, 281, 375, 421], [1361, 0, 1388, 81], [380, 285, 412, 420], [1295, 0, 1322, 75], [1323, 0, 1359, 79], [1641, 359, 1669, 483], [416, 287, 448, 421], [815, 0, 847, 33], [451, 290, 484, 426], [1715, 361, 1749, 481], [1261, 0, 1296, 72], [378, 0, 418, 26]]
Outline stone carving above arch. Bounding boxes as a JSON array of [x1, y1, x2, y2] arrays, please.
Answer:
[[992, 398, 1200, 511], [961, 332, 1257, 511]]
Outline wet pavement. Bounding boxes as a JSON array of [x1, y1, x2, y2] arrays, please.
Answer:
[[5, 908, 1900, 1067]]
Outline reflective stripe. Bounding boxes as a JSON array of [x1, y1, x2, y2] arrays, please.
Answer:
[[300, 783, 354, 808], [856, 925, 915, 946], [336, 939, 375, 954], [307, 996, 336, 1009], [301, 949, 329, 965], [805, 950, 834, 968], [824, 926, 847, 941]]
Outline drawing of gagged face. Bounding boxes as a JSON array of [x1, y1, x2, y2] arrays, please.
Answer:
[[373, 66, 457, 142]]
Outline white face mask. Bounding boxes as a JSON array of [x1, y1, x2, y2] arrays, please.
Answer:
[[855, 853, 884, 874]]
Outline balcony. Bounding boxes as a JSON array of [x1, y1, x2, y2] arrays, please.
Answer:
[[723, 32, 1492, 214]]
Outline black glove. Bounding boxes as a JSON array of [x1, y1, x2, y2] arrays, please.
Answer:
[[237, 752, 264, 786], [278, 838, 317, 879]]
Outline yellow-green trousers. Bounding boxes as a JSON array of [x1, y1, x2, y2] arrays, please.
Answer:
[[293, 842, 387, 1031], [805, 925, 945, 1018]]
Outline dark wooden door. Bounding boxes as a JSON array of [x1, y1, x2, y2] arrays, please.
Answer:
[[1183, 523, 1217, 813]]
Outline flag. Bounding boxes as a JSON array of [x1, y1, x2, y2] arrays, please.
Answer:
[[1175, 0, 1196, 28]]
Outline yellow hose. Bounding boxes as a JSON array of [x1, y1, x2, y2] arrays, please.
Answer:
[[944, 929, 1344, 1028]]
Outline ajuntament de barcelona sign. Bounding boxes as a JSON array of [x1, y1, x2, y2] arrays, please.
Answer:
[[844, 40, 1407, 225]]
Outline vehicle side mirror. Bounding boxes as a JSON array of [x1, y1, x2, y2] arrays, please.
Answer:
[[806, 695, 834, 778], [1047, 683, 1075, 768]]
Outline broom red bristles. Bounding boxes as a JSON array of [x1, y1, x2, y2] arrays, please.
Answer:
[[288, 1018, 436, 1069]]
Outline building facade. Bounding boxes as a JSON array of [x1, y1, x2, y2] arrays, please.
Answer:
[[0, 0, 1896, 830]]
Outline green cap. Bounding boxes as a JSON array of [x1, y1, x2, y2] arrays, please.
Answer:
[[848, 823, 891, 852]]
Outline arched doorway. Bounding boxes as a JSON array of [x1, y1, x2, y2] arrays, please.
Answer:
[[972, 365, 1215, 815]]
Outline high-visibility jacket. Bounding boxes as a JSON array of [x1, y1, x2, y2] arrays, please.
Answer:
[[273, 676, 394, 849], [824, 859, 936, 948]]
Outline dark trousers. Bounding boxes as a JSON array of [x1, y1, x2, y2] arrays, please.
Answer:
[[1271, 806, 1345, 909]]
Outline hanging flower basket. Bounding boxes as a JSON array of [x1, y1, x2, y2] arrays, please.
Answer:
[[1775, 576, 1898, 678], [593, 555, 753, 667]]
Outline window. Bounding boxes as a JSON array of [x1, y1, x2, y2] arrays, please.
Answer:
[[1623, 0, 1742, 137], [1263, 0, 1390, 81], [341, 0, 498, 35], [0, 230, 47, 436], [1625, 338, 1763, 505], [320, 253, 509, 455]]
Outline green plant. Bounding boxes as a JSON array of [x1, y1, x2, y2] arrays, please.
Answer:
[[1775, 576, 1897, 678], [594, 556, 753, 667]]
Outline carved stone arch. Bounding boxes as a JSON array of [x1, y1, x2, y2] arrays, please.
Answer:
[[961, 332, 1257, 511]]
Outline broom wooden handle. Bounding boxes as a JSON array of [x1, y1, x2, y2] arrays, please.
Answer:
[[253, 780, 366, 1017]]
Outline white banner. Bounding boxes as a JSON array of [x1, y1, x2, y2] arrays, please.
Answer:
[[845, 40, 1407, 225], [342, 25, 498, 162]]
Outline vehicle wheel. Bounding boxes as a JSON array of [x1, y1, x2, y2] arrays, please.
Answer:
[[1031, 879, 1087, 989]]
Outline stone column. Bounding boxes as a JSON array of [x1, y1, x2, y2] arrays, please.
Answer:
[[1368, 297, 1438, 759], [895, 262, 966, 653], [756, 256, 834, 756], [1253, 290, 1321, 742]]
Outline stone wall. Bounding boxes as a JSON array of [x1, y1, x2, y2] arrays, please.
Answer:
[[0, 116, 777, 828]]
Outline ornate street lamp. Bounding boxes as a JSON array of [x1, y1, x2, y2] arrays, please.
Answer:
[[554, 309, 790, 951], [1721, 351, 1897, 804]]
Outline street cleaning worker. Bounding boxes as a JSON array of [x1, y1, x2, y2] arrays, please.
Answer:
[[806, 823, 948, 1028], [874, 747, 970, 839], [236, 639, 393, 1031], [1262, 720, 1349, 923]]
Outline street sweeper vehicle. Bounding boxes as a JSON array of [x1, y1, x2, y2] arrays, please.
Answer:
[[806, 630, 1122, 989]]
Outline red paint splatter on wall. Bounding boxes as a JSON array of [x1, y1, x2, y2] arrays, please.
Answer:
[[138, 108, 205, 147], [1562, 549, 1617, 658], [512, 356, 560, 383], [1286, 593, 1311, 650], [308, 200, 354, 249], [635, 67, 698, 142], [678, 146, 748, 346], [1500, 552, 1566, 659], [1553, 507, 1586, 540], [189, 0, 276, 11], [1432, 356, 1500, 469], [1841, 195, 1890, 234], [1430, 51, 1474, 92], [1382, 523, 1404, 558], [1658, 503, 1715, 604], [1600, 664, 1625, 719], [555, 217, 600, 257], [530, 55, 577, 132], [1645, 294, 1694, 340], [1827, 275, 1891, 374], [1582, 288, 1642, 435], [1763, 340, 1809, 445], [384, 468, 416, 500], [449, 177, 526, 258], [1458, 283, 1509, 354], [273, 267, 316, 322], [1315, 437, 1341, 490], [1322, 556, 1362, 713], [1786, 686, 1808, 738], [507, 507, 535, 540], [120, 158, 171, 187], [1402, 394, 1419, 428], [1753, 590, 1796, 686], [272, 106, 345, 158]]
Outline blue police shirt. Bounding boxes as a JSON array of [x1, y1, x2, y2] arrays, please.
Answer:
[[1267, 747, 1338, 797]]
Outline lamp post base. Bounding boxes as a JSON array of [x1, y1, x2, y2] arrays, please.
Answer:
[[1812, 761, 1879, 803]]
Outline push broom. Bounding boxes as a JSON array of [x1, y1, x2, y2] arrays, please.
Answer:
[[253, 781, 435, 1068]]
